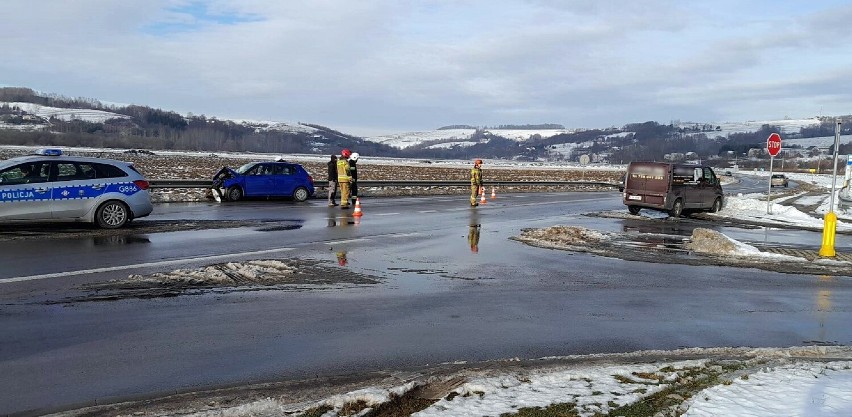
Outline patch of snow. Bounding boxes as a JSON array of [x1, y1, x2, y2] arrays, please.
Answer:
[[416, 360, 706, 417], [367, 129, 478, 149], [684, 361, 852, 417], [715, 194, 852, 231], [425, 141, 480, 149]]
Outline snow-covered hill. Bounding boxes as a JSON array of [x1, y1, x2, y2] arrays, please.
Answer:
[[1, 99, 836, 152], [228, 119, 320, 135], [677, 117, 821, 138], [1, 102, 130, 123], [0, 102, 323, 137], [365, 128, 577, 149]]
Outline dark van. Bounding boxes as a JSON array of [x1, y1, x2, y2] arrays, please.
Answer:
[[622, 162, 723, 217]]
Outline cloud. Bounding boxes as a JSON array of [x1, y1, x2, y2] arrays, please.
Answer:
[[1, 0, 850, 131], [142, 1, 264, 35]]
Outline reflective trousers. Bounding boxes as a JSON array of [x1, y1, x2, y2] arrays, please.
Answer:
[[339, 181, 351, 207]]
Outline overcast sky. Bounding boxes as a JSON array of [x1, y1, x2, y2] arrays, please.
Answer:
[[3, 0, 852, 136]]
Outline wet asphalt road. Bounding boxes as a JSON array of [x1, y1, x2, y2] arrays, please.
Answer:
[[2, 184, 852, 415]]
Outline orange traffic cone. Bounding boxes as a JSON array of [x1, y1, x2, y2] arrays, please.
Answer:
[[479, 187, 487, 204], [352, 197, 363, 217], [491, 186, 497, 199]]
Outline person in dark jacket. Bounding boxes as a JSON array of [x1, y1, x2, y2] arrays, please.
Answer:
[[349, 152, 359, 205], [327, 154, 338, 206]]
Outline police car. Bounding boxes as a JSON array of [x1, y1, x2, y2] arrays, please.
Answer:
[[0, 149, 153, 228]]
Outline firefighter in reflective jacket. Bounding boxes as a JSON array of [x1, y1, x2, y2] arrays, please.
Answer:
[[337, 149, 352, 209], [470, 159, 483, 206]]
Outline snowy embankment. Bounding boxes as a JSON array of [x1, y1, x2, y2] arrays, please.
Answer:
[[134, 347, 852, 417], [717, 193, 852, 230], [718, 170, 852, 228]]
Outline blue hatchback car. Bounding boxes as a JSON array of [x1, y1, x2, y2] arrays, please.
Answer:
[[212, 161, 315, 202]]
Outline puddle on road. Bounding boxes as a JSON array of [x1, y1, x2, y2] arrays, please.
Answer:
[[0, 219, 306, 242], [255, 223, 303, 232], [614, 240, 691, 253]]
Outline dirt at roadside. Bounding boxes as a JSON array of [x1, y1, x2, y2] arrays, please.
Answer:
[[512, 225, 852, 276], [52, 258, 381, 303]]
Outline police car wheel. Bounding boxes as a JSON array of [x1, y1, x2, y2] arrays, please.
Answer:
[[293, 187, 309, 202], [96, 201, 129, 229], [227, 186, 243, 202]]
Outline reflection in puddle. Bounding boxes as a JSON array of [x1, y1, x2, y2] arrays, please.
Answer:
[[468, 210, 481, 253], [336, 251, 348, 266], [91, 235, 151, 246], [326, 213, 360, 227], [468, 225, 481, 253]]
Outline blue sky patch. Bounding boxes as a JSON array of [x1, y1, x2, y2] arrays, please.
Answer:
[[143, 2, 263, 35]]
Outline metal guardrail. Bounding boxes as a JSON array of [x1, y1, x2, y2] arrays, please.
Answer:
[[149, 179, 212, 188], [149, 179, 620, 189]]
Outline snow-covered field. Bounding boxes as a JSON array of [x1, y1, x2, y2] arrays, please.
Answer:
[[1, 101, 130, 123], [784, 134, 852, 149], [678, 117, 821, 138]]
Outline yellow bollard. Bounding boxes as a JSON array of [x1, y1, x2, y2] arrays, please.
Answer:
[[819, 212, 837, 257]]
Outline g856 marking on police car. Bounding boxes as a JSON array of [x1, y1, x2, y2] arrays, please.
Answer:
[[117, 184, 139, 194]]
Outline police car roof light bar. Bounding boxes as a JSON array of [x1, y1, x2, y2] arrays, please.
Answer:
[[34, 148, 63, 156]]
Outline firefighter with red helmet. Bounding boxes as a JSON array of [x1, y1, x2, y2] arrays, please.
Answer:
[[470, 159, 483, 206], [337, 149, 352, 209]]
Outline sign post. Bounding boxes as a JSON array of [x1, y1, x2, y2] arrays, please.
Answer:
[[579, 154, 590, 181], [766, 133, 782, 214], [819, 121, 842, 257]]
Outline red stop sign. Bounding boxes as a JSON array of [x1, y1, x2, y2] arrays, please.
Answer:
[[767, 133, 782, 157]]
